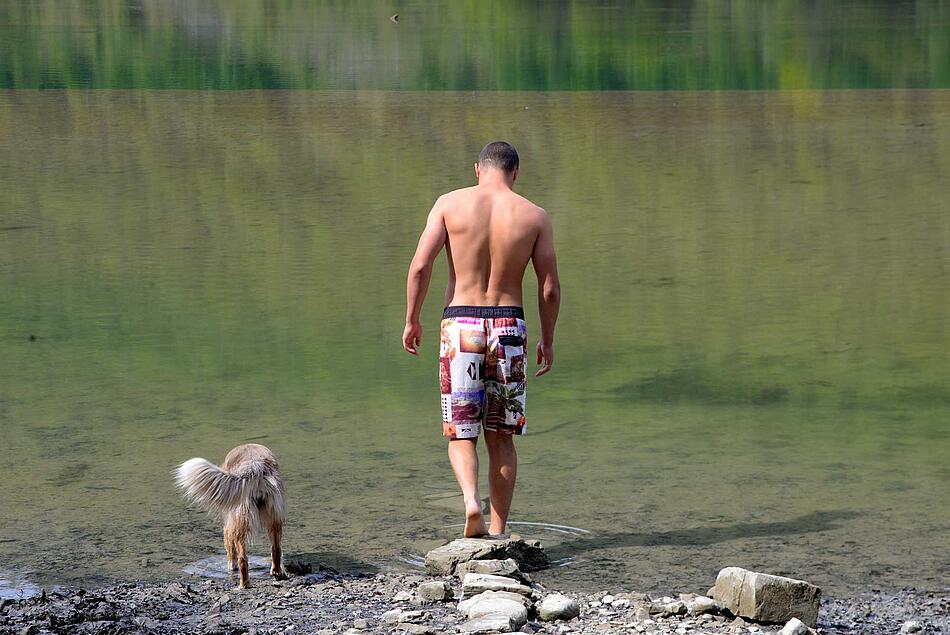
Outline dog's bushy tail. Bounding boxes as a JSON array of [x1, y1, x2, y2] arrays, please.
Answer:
[[175, 458, 284, 521], [175, 458, 247, 513]]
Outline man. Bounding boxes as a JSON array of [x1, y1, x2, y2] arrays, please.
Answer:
[[403, 141, 560, 538]]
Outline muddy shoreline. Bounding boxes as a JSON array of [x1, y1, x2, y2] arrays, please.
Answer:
[[1, 568, 946, 635]]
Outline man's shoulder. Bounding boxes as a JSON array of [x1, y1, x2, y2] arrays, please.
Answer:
[[510, 192, 547, 219], [437, 185, 478, 203]]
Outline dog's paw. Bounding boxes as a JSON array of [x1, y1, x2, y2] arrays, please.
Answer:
[[271, 569, 288, 581]]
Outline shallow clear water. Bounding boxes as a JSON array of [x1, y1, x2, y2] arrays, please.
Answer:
[[1, 1, 949, 598]]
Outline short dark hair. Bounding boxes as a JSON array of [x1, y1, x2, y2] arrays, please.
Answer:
[[478, 141, 519, 174]]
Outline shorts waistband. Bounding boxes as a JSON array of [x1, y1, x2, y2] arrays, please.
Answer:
[[442, 305, 525, 319]]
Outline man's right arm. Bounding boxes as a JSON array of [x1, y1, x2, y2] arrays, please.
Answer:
[[531, 211, 560, 377], [403, 199, 447, 355]]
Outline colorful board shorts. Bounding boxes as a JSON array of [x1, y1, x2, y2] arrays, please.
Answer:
[[439, 305, 528, 439]]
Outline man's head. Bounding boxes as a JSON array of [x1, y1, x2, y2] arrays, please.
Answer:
[[475, 141, 519, 184]]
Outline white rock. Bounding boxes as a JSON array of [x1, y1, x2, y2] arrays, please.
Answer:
[[662, 601, 687, 616], [457, 595, 528, 628], [381, 609, 424, 624], [900, 621, 923, 634], [457, 612, 516, 634], [461, 573, 533, 598], [457, 558, 531, 583], [686, 595, 720, 616], [415, 580, 452, 603], [711, 566, 821, 627], [611, 598, 630, 609], [602, 594, 615, 604], [538, 594, 580, 622], [779, 617, 809, 635]]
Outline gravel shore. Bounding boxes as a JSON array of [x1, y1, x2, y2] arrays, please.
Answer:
[[1, 570, 946, 635]]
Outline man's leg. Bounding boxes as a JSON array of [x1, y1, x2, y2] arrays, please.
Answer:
[[448, 438, 488, 537], [484, 430, 517, 535]]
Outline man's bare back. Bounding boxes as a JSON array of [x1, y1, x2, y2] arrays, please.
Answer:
[[439, 184, 546, 308], [402, 141, 560, 538]]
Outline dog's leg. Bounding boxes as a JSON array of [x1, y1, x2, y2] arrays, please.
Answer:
[[224, 530, 237, 572], [224, 514, 239, 572], [266, 515, 286, 580], [236, 537, 250, 589], [228, 510, 251, 589]]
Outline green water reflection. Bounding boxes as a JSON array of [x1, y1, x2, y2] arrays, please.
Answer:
[[2, 0, 949, 90], [1, 90, 948, 594]]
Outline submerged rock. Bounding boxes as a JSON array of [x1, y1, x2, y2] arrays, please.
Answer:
[[711, 566, 821, 627], [425, 535, 548, 576]]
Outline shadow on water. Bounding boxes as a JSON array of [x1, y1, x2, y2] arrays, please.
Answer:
[[610, 365, 791, 406], [287, 551, 379, 576], [183, 551, 378, 582], [548, 510, 864, 558]]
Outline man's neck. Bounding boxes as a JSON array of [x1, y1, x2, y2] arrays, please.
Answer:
[[477, 171, 514, 189]]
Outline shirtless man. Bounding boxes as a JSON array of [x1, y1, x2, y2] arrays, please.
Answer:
[[403, 141, 561, 537]]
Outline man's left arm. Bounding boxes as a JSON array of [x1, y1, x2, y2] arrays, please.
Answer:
[[403, 199, 447, 355]]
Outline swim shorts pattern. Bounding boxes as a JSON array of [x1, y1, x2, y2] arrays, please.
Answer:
[[439, 306, 528, 439]]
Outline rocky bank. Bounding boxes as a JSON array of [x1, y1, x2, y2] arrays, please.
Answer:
[[1, 537, 946, 635]]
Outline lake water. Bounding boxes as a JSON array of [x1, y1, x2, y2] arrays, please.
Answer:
[[1, 1, 948, 598]]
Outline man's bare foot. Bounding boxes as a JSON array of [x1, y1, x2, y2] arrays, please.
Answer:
[[463, 497, 488, 537]]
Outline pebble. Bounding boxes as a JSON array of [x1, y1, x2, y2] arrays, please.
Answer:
[[900, 621, 923, 633]]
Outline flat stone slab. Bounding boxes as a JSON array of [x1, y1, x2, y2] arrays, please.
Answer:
[[426, 535, 548, 576], [456, 558, 531, 584], [459, 590, 533, 609], [457, 612, 516, 634], [711, 566, 821, 627], [460, 573, 533, 599]]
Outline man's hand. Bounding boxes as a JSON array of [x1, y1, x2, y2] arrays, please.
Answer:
[[403, 321, 423, 355], [535, 341, 553, 376]]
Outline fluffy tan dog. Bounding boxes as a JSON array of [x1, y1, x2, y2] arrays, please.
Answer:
[[175, 443, 287, 588]]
